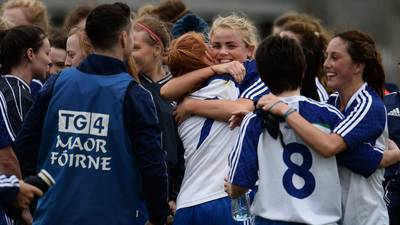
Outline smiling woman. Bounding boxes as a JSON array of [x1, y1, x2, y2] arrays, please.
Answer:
[[257, 30, 392, 225]]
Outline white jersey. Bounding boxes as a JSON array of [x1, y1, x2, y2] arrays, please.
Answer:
[[176, 75, 240, 209], [328, 84, 389, 225], [229, 96, 344, 224]]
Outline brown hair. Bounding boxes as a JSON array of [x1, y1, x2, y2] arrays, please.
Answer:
[[151, 0, 187, 24], [167, 32, 212, 76], [273, 11, 302, 29], [64, 5, 94, 33], [335, 30, 385, 98], [2, 0, 49, 33], [133, 15, 170, 52], [282, 20, 330, 100]]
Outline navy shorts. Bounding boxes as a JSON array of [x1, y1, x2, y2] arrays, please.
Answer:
[[173, 197, 251, 225]]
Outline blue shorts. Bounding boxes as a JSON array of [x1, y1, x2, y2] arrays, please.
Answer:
[[255, 217, 306, 225], [173, 197, 250, 225]]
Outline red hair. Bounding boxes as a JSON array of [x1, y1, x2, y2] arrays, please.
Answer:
[[167, 32, 212, 76]]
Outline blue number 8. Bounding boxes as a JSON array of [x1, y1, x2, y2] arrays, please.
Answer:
[[282, 143, 315, 199]]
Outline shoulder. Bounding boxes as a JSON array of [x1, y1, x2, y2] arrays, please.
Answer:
[[241, 110, 265, 134], [301, 98, 344, 120], [362, 86, 385, 115]]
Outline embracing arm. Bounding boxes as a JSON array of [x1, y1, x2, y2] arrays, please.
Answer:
[[161, 67, 214, 101], [257, 94, 347, 158], [161, 61, 245, 101], [177, 98, 254, 123]]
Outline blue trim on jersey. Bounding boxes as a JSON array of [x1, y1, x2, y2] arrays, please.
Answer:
[[228, 113, 262, 189], [197, 118, 214, 149]]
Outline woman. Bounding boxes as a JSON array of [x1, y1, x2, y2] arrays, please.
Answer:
[[161, 13, 267, 123], [131, 15, 185, 224], [0, 24, 50, 225], [64, 27, 93, 67], [280, 19, 330, 102], [258, 30, 392, 225], [167, 31, 244, 225]]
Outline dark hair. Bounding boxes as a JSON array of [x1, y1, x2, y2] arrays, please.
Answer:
[[85, 2, 131, 50], [255, 35, 306, 95], [64, 5, 94, 33], [0, 25, 46, 75], [282, 20, 329, 100], [335, 30, 385, 98], [48, 28, 67, 50]]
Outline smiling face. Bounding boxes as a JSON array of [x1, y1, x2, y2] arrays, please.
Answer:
[[324, 37, 362, 92], [210, 27, 254, 64]]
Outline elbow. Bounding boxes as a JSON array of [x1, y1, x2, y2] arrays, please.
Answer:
[[319, 144, 340, 158], [321, 150, 335, 158]]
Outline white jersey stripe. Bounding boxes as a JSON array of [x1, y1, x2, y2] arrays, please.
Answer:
[[241, 79, 262, 98], [333, 90, 368, 134], [315, 77, 329, 102], [334, 90, 372, 136], [244, 79, 267, 99], [248, 86, 268, 100], [0, 91, 16, 141], [0, 175, 19, 187]]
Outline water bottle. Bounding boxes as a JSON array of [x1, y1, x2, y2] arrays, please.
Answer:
[[231, 191, 252, 221]]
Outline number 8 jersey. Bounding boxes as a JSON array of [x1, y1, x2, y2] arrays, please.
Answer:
[[228, 95, 344, 225]]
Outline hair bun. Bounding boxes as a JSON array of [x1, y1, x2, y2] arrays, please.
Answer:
[[171, 14, 209, 41]]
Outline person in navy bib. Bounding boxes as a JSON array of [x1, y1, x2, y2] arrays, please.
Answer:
[[13, 3, 169, 225]]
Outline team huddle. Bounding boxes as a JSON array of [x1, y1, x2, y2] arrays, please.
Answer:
[[0, 0, 399, 225]]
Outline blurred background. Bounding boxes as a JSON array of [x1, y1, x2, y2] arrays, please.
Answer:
[[4, 0, 400, 86]]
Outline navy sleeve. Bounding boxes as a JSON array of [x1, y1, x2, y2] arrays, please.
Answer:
[[13, 74, 58, 177], [239, 60, 270, 101], [0, 174, 19, 205], [337, 142, 383, 178], [0, 92, 14, 148], [124, 83, 168, 225], [228, 112, 263, 189], [334, 96, 386, 150], [0, 110, 13, 149]]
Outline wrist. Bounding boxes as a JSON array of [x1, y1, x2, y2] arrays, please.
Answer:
[[210, 65, 217, 74], [283, 107, 297, 120]]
